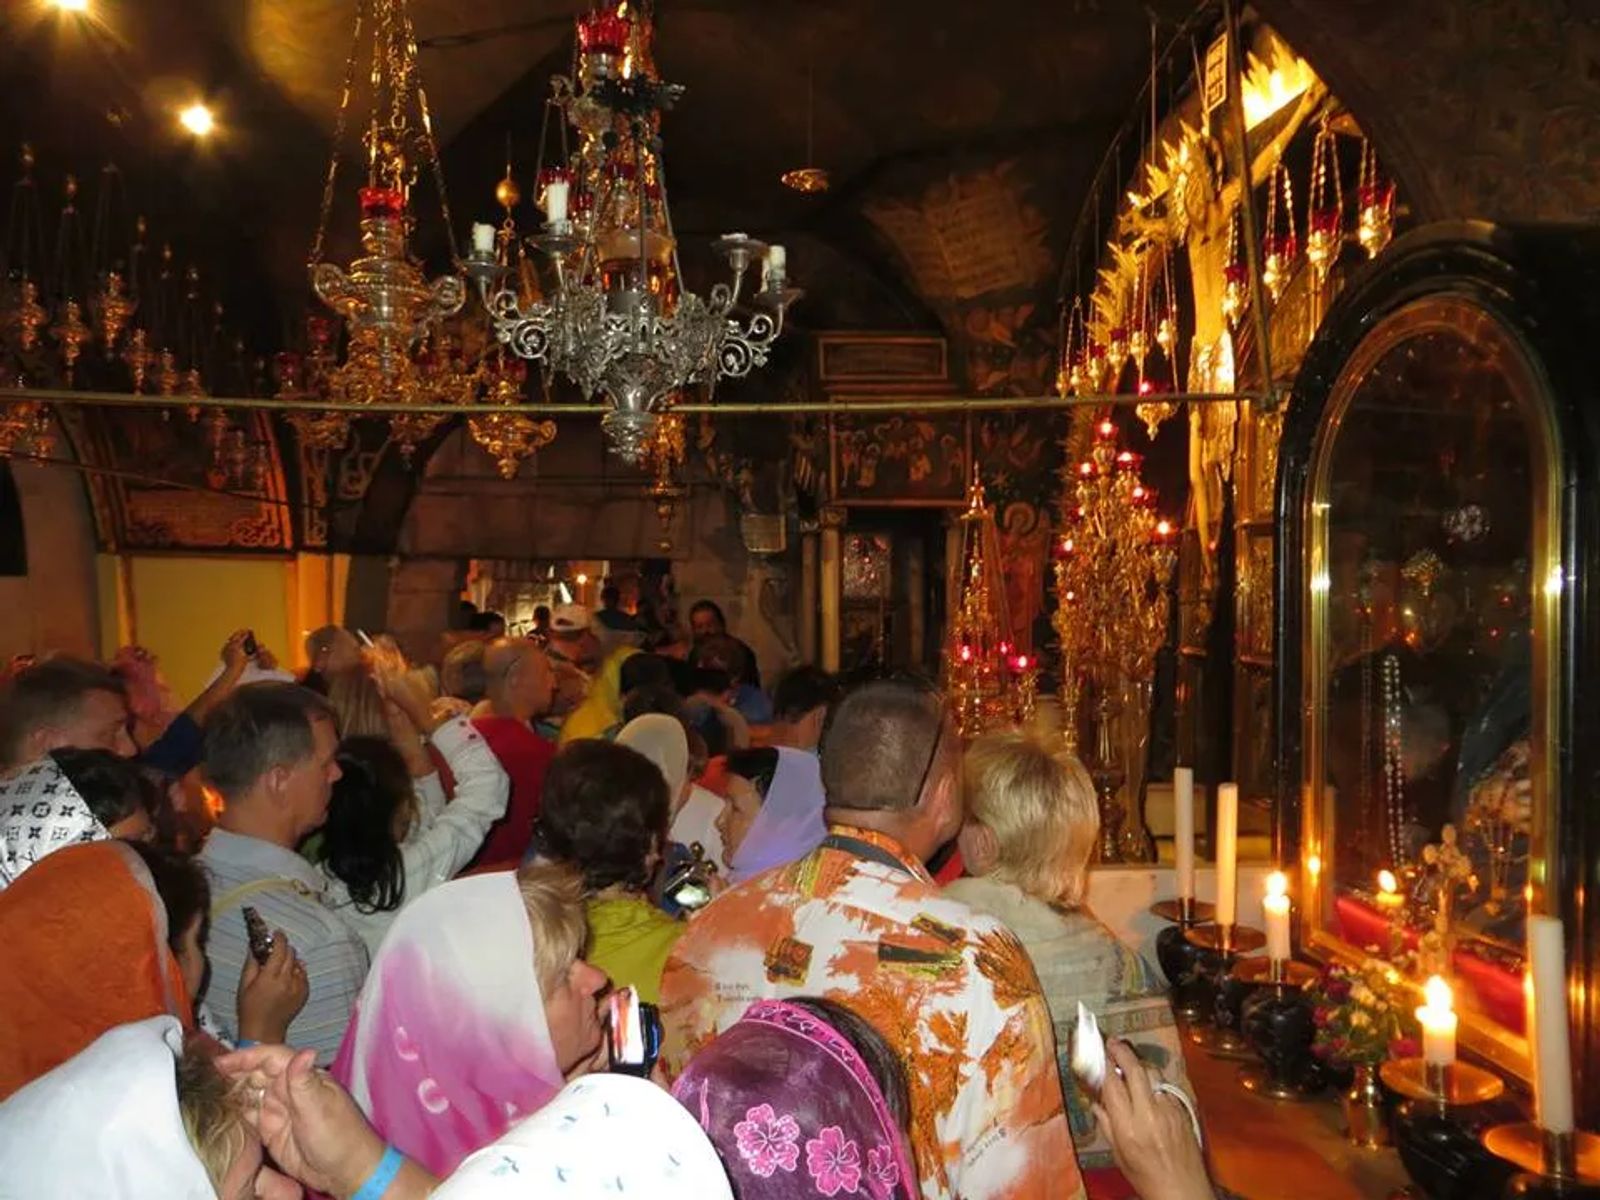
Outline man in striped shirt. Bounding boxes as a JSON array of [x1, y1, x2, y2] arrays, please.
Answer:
[[200, 683, 367, 1063]]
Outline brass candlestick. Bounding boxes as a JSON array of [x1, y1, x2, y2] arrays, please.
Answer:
[[1483, 1124, 1600, 1196], [1382, 1058, 1505, 1116], [1184, 923, 1267, 1058]]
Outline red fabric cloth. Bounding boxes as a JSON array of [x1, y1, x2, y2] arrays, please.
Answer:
[[1332, 893, 1524, 1033], [467, 716, 556, 871]]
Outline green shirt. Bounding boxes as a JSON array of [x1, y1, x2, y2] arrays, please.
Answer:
[[586, 895, 685, 1005]]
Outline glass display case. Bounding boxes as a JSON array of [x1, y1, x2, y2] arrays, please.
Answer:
[[1275, 223, 1600, 1120]]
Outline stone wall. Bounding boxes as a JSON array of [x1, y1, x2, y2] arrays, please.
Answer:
[[1259, 0, 1600, 222], [378, 425, 799, 681], [0, 457, 99, 662]]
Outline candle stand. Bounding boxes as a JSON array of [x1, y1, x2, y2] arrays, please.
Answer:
[[1382, 1058, 1510, 1200], [1236, 957, 1322, 1101], [1153, 897, 1216, 1021], [1184, 922, 1266, 1058], [1483, 1125, 1600, 1198]]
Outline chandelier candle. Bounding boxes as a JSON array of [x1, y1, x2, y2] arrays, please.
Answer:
[[545, 179, 569, 224], [1215, 782, 1239, 931], [1174, 766, 1196, 902], [1263, 871, 1291, 966], [472, 223, 496, 255], [1528, 915, 1575, 1134]]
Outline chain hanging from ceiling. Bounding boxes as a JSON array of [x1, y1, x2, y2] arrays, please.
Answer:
[[466, 0, 801, 465], [0, 146, 269, 486]]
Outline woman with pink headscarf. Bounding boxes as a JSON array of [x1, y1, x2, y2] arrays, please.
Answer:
[[331, 863, 609, 1177]]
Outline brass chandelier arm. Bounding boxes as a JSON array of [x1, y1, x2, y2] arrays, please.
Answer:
[[0, 386, 1261, 418]]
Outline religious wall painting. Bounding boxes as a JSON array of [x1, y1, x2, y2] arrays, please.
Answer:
[[1237, 524, 1275, 666], [70, 405, 292, 551], [1177, 525, 1213, 654], [861, 160, 1053, 307], [842, 532, 894, 675], [829, 409, 969, 507], [959, 304, 1056, 396]]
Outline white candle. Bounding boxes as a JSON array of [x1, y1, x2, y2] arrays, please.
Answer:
[[1215, 782, 1238, 928], [545, 179, 569, 223], [1263, 870, 1291, 963], [1173, 767, 1195, 900], [767, 244, 786, 274], [471, 222, 496, 255], [1416, 975, 1457, 1067], [1528, 915, 1576, 1134]]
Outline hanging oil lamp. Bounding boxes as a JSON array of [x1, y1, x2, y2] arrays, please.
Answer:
[[1261, 162, 1297, 304], [1154, 244, 1177, 361], [1357, 139, 1395, 259], [1221, 206, 1248, 329], [1126, 259, 1150, 382], [1305, 119, 1343, 286], [1106, 322, 1129, 385], [1059, 298, 1089, 396]]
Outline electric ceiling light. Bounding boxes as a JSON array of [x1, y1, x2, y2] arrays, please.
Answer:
[[178, 103, 215, 138]]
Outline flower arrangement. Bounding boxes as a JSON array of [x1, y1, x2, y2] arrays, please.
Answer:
[[1463, 740, 1531, 912], [1308, 957, 1420, 1067]]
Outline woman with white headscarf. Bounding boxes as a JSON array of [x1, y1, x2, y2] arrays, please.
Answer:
[[618, 712, 729, 870], [0, 1015, 300, 1199], [331, 865, 609, 1178]]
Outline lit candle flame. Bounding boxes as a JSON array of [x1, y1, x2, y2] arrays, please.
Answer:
[[1266, 870, 1288, 899], [1423, 974, 1453, 1014], [1378, 868, 1398, 895], [1307, 854, 1322, 880]]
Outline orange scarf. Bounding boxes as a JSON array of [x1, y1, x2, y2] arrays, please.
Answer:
[[0, 841, 192, 1101]]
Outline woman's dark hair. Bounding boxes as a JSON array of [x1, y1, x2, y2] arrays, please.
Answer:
[[784, 997, 912, 1134], [321, 736, 410, 913], [124, 839, 212, 958], [622, 683, 686, 725], [620, 653, 674, 695], [725, 747, 780, 800], [50, 746, 161, 831], [533, 740, 669, 892]]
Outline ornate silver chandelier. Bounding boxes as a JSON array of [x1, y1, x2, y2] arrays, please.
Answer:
[[467, 2, 799, 464]]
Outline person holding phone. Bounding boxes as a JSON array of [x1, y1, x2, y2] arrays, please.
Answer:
[[331, 864, 608, 1178]]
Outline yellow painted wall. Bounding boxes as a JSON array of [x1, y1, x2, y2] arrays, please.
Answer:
[[101, 553, 352, 704], [126, 557, 295, 704]]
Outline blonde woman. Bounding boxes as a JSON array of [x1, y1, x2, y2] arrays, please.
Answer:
[[945, 731, 1192, 1197]]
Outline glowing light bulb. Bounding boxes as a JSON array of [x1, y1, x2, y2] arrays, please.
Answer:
[[575, 572, 589, 586], [51, 0, 90, 11], [178, 102, 215, 137]]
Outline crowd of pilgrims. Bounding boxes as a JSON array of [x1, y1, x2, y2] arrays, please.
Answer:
[[0, 591, 1215, 1200]]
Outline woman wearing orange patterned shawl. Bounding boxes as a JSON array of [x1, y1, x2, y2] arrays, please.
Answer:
[[661, 679, 1082, 1200], [0, 839, 193, 1101]]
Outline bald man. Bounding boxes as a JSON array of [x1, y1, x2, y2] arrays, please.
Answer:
[[466, 639, 557, 870]]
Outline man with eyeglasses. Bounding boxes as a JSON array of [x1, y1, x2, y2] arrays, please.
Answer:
[[660, 677, 1081, 1200]]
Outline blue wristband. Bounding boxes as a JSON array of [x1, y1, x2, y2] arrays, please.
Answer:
[[235, 1038, 260, 1049], [351, 1145, 404, 1200]]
